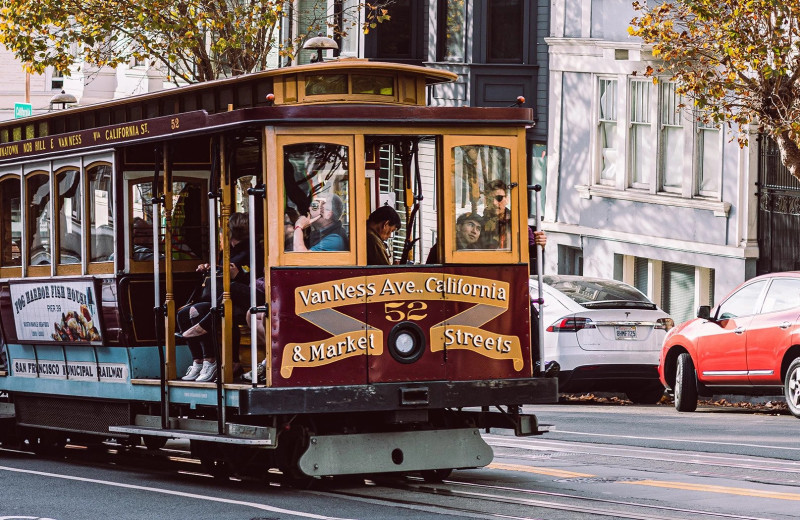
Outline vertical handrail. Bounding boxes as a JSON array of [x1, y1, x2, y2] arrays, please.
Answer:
[[530, 184, 545, 375], [151, 146, 167, 428], [246, 183, 267, 388]]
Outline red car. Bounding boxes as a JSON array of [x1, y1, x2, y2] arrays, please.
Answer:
[[659, 272, 800, 417]]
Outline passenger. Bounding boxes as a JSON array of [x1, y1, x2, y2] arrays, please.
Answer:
[[480, 179, 512, 249], [425, 212, 483, 264], [292, 193, 348, 252], [131, 217, 155, 261], [284, 208, 301, 252], [366, 205, 401, 265], [178, 212, 254, 382]]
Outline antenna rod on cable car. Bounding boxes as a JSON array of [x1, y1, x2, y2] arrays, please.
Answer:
[[531, 184, 545, 375]]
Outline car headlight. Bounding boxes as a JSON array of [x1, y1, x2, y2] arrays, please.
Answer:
[[388, 322, 425, 364]]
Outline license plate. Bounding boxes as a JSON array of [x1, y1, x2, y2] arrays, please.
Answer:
[[615, 325, 636, 339]]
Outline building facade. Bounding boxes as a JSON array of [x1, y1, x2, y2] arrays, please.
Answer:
[[544, 0, 761, 324]]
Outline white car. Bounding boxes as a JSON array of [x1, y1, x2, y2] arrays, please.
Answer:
[[529, 275, 674, 403]]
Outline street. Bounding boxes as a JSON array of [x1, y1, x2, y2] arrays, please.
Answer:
[[1, 398, 797, 520]]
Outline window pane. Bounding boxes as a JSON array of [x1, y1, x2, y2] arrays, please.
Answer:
[[631, 123, 652, 185], [760, 278, 800, 314], [130, 181, 161, 261], [440, 0, 465, 61], [284, 143, 350, 252], [662, 126, 683, 188], [88, 164, 113, 262], [0, 177, 21, 266], [57, 168, 82, 264], [376, 0, 412, 58], [600, 122, 617, 181], [488, 0, 523, 62], [351, 75, 393, 96], [27, 174, 51, 266], [170, 180, 206, 260], [717, 280, 768, 320], [599, 79, 617, 121], [699, 127, 720, 193], [305, 74, 347, 96], [453, 145, 512, 251]]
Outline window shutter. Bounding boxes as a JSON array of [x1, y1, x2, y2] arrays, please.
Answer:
[[662, 262, 695, 324]]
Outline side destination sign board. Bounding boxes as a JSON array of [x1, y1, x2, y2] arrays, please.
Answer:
[[0, 110, 208, 161]]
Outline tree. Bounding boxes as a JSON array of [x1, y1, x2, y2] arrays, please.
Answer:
[[0, 0, 390, 84], [630, 0, 800, 180]]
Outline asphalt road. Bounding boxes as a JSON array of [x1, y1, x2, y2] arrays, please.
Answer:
[[1, 400, 798, 520]]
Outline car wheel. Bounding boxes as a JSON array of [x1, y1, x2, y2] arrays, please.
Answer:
[[784, 358, 800, 418], [625, 383, 665, 404], [674, 353, 698, 412]]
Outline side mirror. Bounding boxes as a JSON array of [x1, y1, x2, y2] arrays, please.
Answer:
[[697, 305, 711, 320]]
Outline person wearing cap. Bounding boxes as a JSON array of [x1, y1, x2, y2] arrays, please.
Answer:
[[292, 193, 348, 252], [366, 205, 401, 265], [425, 211, 484, 264]]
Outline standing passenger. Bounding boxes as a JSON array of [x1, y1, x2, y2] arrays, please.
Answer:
[[366, 205, 401, 265]]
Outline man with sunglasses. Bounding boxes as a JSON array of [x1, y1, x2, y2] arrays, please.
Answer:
[[481, 179, 546, 259]]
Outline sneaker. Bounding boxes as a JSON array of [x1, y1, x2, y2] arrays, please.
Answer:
[[181, 362, 203, 381], [243, 361, 266, 383], [195, 360, 218, 382]]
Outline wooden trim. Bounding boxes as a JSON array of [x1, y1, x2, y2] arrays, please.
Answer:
[[0, 267, 22, 278], [26, 265, 49, 277], [55, 264, 82, 276], [87, 262, 114, 275]]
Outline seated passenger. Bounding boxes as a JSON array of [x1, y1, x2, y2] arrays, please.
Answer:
[[425, 212, 483, 264], [366, 205, 401, 265], [292, 193, 348, 252], [178, 212, 255, 382]]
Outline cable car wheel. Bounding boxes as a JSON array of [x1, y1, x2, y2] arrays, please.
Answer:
[[276, 420, 317, 489]]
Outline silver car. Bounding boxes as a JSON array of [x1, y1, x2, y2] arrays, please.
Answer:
[[530, 275, 674, 403]]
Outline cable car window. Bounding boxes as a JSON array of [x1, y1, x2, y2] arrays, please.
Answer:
[[305, 74, 348, 96], [87, 163, 113, 262], [284, 143, 350, 252], [452, 145, 512, 251], [0, 176, 21, 267], [56, 167, 82, 265], [27, 173, 51, 266], [130, 179, 207, 261], [170, 180, 205, 260], [352, 75, 393, 96]]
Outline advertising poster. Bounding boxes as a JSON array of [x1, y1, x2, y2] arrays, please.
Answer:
[[10, 280, 102, 343]]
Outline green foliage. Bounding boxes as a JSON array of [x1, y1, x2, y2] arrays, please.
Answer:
[[631, 0, 800, 177], [0, 0, 392, 83]]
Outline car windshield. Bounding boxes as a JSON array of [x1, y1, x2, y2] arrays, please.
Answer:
[[543, 275, 657, 310]]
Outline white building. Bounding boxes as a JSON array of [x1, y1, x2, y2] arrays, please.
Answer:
[[0, 46, 167, 121], [543, 0, 761, 324]]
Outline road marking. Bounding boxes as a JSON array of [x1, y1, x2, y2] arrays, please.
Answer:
[[488, 462, 594, 478], [551, 430, 800, 452], [624, 480, 800, 501], [0, 465, 354, 520]]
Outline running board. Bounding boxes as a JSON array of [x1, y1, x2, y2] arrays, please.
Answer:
[[109, 414, 274, 446], [298, 428, 492, 477]]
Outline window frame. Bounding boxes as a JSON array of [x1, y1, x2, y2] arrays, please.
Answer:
[[54, 164, 83, 275], [595, 77, 619, 187], [628, 79, 654, 191], [0, 172, 22, 278], [695, 118, 723, 199], [85, 161, 115, 273], [275, 133, 359, 267], [442, 134, 525, 264], [658, 81, 685, 194], [25, 169, 53, 277]]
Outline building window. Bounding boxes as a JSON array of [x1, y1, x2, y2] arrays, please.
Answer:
[[487, 0, 523, 63], [660, 82, 684, 192], [437, 0, 465, 61], [629, 80, 653, 189], [557, 245, 583, 275], [598, 78, 618, 184], [375, 0, 412, 58], [697, 119, 721, 196], [51, 69, 64, 90]]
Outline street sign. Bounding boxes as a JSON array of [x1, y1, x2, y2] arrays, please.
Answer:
[[14, 102, 32, 118]]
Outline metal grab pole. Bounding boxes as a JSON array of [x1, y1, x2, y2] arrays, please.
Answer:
[[531, 184, 545, 375], [248, 187, 258, 387], [152, 184, 167, 428]]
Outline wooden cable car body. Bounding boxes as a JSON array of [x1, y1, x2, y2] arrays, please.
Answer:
[[0, 60, 557, 480]]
